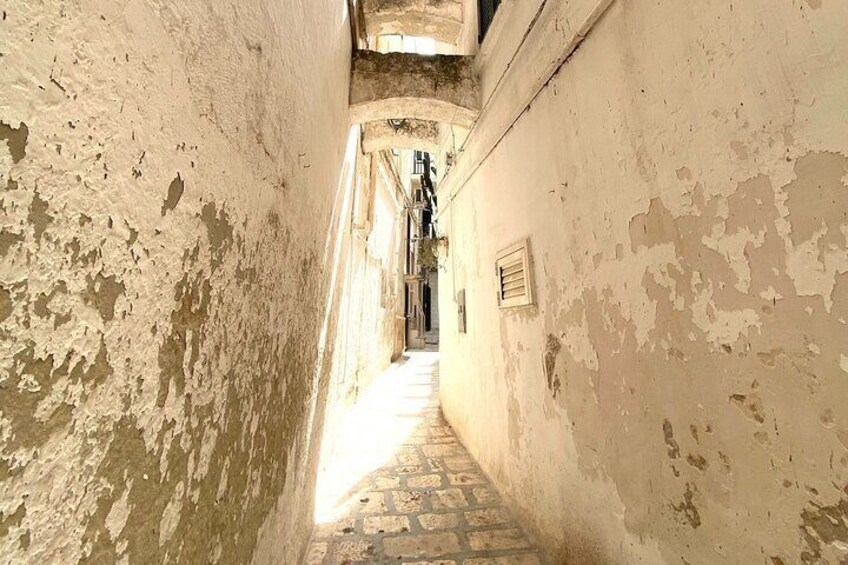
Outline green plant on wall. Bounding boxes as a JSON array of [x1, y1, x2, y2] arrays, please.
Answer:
[[418, 236, 448, 273]]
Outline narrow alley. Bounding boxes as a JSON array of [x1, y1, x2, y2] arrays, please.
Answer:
[[2, 1, 848, 564], [307, 352, 543, 565]]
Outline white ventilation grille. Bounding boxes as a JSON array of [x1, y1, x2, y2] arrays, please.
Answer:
[[495, 239, 534, 308]]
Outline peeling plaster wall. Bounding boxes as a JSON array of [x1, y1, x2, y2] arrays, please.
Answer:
[[0, 0, 353, 563], [438, 1, 848, 564]]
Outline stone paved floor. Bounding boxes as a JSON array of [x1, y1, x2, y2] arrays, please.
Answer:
[[305, 351, 544, 565]]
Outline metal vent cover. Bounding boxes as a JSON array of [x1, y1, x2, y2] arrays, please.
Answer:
[[495, 239, 534, 308]]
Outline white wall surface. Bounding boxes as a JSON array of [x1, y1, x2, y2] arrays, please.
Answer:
[[438, 1, 848, 563]]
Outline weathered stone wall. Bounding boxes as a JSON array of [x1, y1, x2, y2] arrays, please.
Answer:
[[362, 0, 464, 44], [438, 1, 848, 564], [363, 120, 441, 156], [350, 51, 479, 128], [0, 0, 352, 563]]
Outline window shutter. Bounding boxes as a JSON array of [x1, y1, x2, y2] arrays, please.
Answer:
[[495, 239, 534, 308]]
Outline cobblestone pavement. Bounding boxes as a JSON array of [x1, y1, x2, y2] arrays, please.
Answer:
[[305, 352, 544, 565]]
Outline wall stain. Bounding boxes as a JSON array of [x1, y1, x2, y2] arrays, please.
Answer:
[[32, 281, 67, 320], [200, 203, 234, 272], [526, 145, 848, 563], [0, 287, 12, 322], [663, 420, 681, 460], [157, 271, 212, 407], [27, 192, 53, 242], [544, 334, 562, 398], [161, 174, 185, 216], [0, 339, 112, 453], [672, 483, 701, 529], [0, 121, 28, 163], [799, 487, 848, 564], [784, 152, 848, 249], [0, 503, 26, 539], [83, 272, 126, 322], [0, 230, 24, 256], [63, 238, 100, 267], [729, 392, 766, 424], [686, 453, 708, 472]]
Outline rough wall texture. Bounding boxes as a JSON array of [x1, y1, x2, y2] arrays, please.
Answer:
[[0, 0, 351, 563], [362, 120, 441, 155], [362, 0, 464, 44], [438, 1, 848, 564], [363, 0, 462, 22], [350, 51, 479, 128]]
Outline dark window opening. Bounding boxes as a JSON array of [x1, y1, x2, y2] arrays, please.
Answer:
[[478, 0, 501, 43], [413, 151, 427, 175], [423, 283, 432, 332]]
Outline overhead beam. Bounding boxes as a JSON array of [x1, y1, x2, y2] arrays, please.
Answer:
[[350, 51, 479, 128]]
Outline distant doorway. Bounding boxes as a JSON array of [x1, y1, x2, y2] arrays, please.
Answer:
[[424, 271, 439, 347]]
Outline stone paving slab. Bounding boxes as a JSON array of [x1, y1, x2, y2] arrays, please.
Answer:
[[305, 354, 545, 565]]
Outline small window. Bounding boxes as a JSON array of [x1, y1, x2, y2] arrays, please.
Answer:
[[413, 151, 427, 175], [495, 239, 534, 308]]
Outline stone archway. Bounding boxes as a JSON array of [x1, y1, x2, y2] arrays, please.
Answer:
[[362, 0, 464, 44], [362, 119, 441, 155], [350, 51, 479, 129]]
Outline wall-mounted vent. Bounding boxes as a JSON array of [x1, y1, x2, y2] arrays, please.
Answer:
[[495, 239, 534, 309]]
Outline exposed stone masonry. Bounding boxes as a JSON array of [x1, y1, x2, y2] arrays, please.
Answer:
[[362, 0, 463, 44], [350, 51, 479, 129], [362, 120, 441, 156]]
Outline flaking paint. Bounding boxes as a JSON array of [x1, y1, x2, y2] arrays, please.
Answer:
[[0, 0, 355, 563], [439, 1, 848, 563]]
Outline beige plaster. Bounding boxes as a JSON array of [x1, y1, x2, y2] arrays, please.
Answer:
[[438, 1, 848, 564], [0, 0, 362, 563]]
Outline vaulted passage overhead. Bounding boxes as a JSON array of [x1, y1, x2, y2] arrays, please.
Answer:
[[349, 51, 479, 129], [362, 0, 463, 45]]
